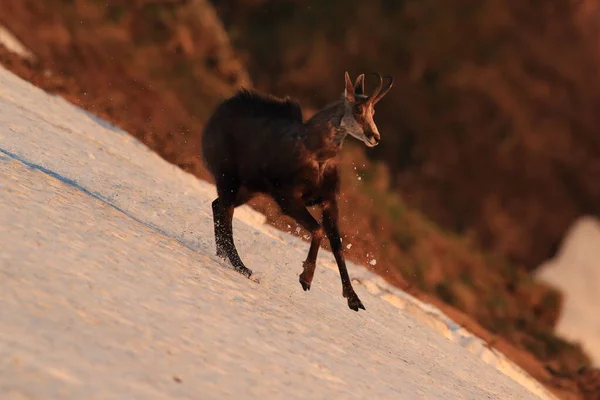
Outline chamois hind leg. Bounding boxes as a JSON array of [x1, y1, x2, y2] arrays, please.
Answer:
[[211, 183, 252, 278], [212, 188, 251, 258], [274, 196, 323, 291]]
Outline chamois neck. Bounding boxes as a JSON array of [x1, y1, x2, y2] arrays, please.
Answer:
[[302, 101, 347, 161]]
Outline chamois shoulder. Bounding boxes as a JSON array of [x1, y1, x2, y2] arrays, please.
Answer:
[[221, 89, 304, 123]]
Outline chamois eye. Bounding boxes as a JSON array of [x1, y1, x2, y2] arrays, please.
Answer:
[[354, 104, 363, 114]]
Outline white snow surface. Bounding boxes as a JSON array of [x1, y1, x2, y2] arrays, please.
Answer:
[[0, 66, 555, 399], [536, 216, 600, 368], [0, 25, 35, 61]]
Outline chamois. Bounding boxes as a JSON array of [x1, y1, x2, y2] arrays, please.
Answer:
[[201, 71, 393, 311]]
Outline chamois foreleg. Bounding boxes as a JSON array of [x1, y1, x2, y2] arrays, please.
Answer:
[[300, 235, 322, 291], [211, 184, 253, 278], [274, 196, 323, 291], [322, 199, 365, 311]]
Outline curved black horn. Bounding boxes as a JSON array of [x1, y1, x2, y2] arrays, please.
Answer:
[[367, 72, 384, 102], [372, 75, 394, 105]]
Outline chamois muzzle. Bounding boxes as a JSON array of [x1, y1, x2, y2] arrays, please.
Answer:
[[369, 133, 381, 146], [363, 131, 381, 147]]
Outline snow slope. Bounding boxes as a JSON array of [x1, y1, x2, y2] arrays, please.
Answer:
[[0, 66, 555, 399], [535, 216, 600, 368], [0, 25, 35, 61]]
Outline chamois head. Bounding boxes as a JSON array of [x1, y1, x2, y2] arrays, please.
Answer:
[[340, 71, 393, 147]]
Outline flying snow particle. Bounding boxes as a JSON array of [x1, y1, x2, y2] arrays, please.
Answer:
[[346, 243, 352, 249], [369, 259, 377, 266]]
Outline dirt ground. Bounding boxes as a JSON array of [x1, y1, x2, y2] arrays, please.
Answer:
[[1, 1, 599, 397]]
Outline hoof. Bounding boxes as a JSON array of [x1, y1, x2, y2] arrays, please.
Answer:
[[299, 276, 311, 291], [299, 261, 315, 291], [235, 266, 253, 279], [346, 292, 366, 312], [250, 272, 262, 284]]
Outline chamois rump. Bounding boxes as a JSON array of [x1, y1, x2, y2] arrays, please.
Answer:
[[201, 72, 393, 311]]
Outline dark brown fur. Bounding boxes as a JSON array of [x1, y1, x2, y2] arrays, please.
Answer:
[[201, 73, 392, 311]]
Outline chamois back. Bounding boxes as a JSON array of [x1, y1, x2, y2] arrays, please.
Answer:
[[222, 89, 304, 123], [201, 88, 305, 182]]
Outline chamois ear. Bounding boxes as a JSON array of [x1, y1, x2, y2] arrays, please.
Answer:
[[354, 74, 365, 96], [344, 71, 356, 102]]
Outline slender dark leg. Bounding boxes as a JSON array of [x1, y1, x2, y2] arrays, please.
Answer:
[[300, 235, 322, 291], [323, 199, 365, 311], [274, 196, 323, 291], [211, 184, 252, 278], [212, 198, 231, 258]]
